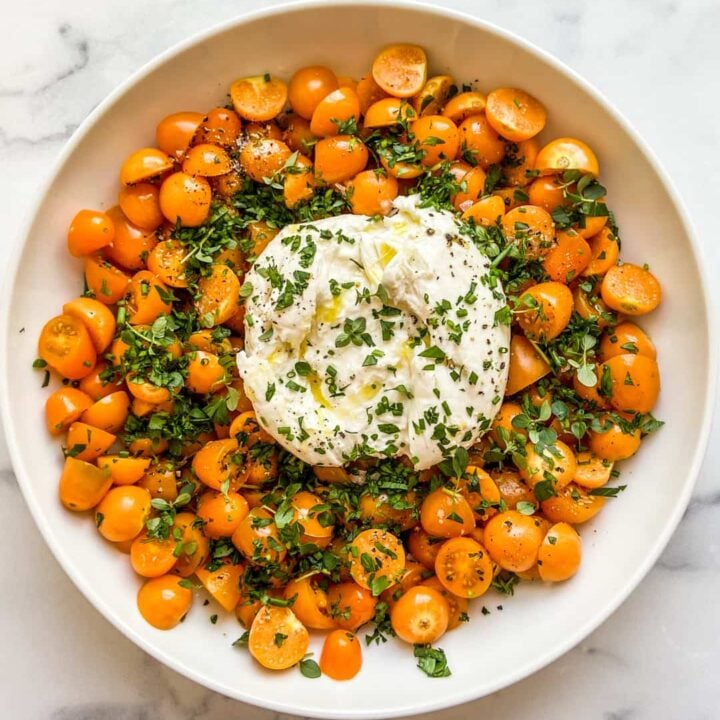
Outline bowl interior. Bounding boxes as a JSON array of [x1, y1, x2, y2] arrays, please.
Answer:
[[1, 3, 711, 718]]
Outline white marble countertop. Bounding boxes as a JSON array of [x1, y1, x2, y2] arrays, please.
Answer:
[[1, 0, 719, 718]]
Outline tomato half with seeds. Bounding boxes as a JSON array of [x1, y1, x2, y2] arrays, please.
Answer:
[[248, 605, 309, 670], [38, 314, 96, 380], [434, 536, 494, 599], [284, 576, 336, 630]]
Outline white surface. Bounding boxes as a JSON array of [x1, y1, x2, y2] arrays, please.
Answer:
[[0, 1, 718, 719]]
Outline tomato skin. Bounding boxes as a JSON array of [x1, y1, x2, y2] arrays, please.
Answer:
[[327, 582, 377, 631], [484, 510, 546, 572], [601, 353, 660, 414], [516, 281, 573, 341], [159, 172, 212, 227], [434, 536, 494, 599], [519, 440, 577, 490], [95, 485, 152, 542], [97, 455, 151, 486], [182, 143, 232, 177], [62, 297, 116, 352], [156, 111, 204, 158], [38, 314, 97, 380], [419, 575, 469, 630], [292, 490, 334, 547], [118, 183, 164, 231], [81, 390, 130, 433], [195, 108, 242, 147], [542, 229, 591, 283], [363, 97, 416, 128], [288, 65, 339, 119], [67, 210, 115, 257], [540, 484, 605, 524], [249, 605, 309, 670], [284, 576, 336, 630], [420, 487, 475, 538], [45, 387, 93, 434], [356, 74, 388, 114], [130, 532, 178, 577], [320, 629, 362, 680], [538, 522, 582, 581], [346, 170, 398, 216], [599, 322, 656, 363], [126, 270, 172, 325], [588, 413, 642, 461], [104, 206, 157, 271], [240, 137, 292, 184], [486, 88, 547, 142], [195, 263, 241, 327], [59, 456, 112, 511], [195, 562, 244, 612], [137, 575, 192, 630], [442, 91, 487, 123], [120, 148, 174, 185], [232, 507, 287, 564], [390, 585, 449, 644], [310, 87, 361, 137], [192, 438, 241, 491], [502, 205, 555, 259], [84, 255, 130, 305], [536, 137, 600, 177], [348, 528, 405, 591], [411, 115, 460, 166], [172, 512, 210, 577], [505, 334, 551, 396], [197, 490, 249, 539], [314, 135, 369, 184], [458, 114, 505, 168]]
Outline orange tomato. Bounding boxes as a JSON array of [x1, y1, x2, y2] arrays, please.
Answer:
[[516, 281, 573, 341], [542, 229, 591, 283], [390, 585, 449, 644], [458, 114, 505, 168], [372, 44, 427, 98], [214, 170, 243, 198], [186, 351, 226, 394], [356, 74, 388, 114], [240, 137, 292, 183], [59, 456, 112, 511], [582, 227, 619, 277], [310, 87, 360, 137], [572, 367, 610, 410], [282, 113, 316, 153], [503, 138, 540, 186], [486, 88, 547, 142], [528, 176, 566, 212], [461, 195, 505, 226], [363, 97, 416, 128], [138, 462, 178, 501], [192, 438, 241, 491], [283, 576, 336, 630], [159, 172, 212, 227], [457, 466, 501, 523], [130, 532, 178, 577], [413, 75, 454, 116], [104, 206, 157, 271], [67, 209, 115, 257], [195, 108, 242, 147], [95, 485, 152, 542], [182, 143, 232, 177], [292, 490, 334, 547], [599, 322, 656, 362], [45, 387, 93, 434], [502, 205, 555, 259], [411, 115, 459, 166], [314, 135, 369, 184], [126, 374, 171, 405], [197, 490, 249, 538], [537, 522, 582, 582], [62, 297, 116, 352], [573, 451, 614, 489], [327, 582, 377, 631], [232, 507, 287, 564], [420, 487, 475, 538], [172, 512, 210, 577], [126, 270, 172, 325], [601, 263, 662, 316], [493, 470, 535, 510], [484, 510, 546, 572], [536, 137, 600, 177], [84, 255, 130, 305], [453, 166, 488, 210], [575, 213, 608, 239], [137, 575, 192, 630], [38, 314, 96, 380], [540, 484, 606, 524], [357, 491, 417, 531], [491, 401, 527, 447], [128, 436, 169, 457], [97, 455, 151, 486], [419, 575, 469, 630], [283, 154, 315, 208], [65, 421, 116, 461], [118, 183, 163, 231], [195, 263, 241, 327], [434, 536, 494, 599], [346, 169, 398, 216], [81, 390, 130, 433], [519, 440, 577, 490], [320, 630, 362, 681], [406, 527, 444, 570], [573, 284, 616, 328], [230, 75, 288, 122], [195, 562, 244, 612], [146, 239, 189, 288], [505, 334, 551, 396], [601, 353, 660, 413], [348, 528, 405, 592], [249, 605, 309, 670], [441, 91, 487, 123], [156, 111, 204, 158], [288, 65, 339, 119], [120, 148, 174, 185]]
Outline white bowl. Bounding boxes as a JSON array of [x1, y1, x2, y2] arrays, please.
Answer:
[[0, 2, 714, 718]]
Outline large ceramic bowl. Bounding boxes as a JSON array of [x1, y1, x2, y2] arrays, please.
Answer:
[[0, 2, 714, 718]]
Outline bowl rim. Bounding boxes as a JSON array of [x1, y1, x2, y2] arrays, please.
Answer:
[[1, 1, 716, 717]]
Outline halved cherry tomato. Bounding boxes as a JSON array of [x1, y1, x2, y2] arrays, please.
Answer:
[[172, 512, 210, 577], [540, 484, 605, 524], [484, 510, 545, 572], [197, 489, 249, 538], [240, 137, 292, 183], [137, 461, 177, 501], [159, 172, 212, 227], [230, 75, 288, 122], [95, 485, 151, 542], [505, 334, 551, 396], [137, 575, 192, 630], [358, 491, 417, 531], [118, 183, 164, 231], [59, 456, 112, 511], [363, 97, 416, 128], [315, 135, 369, 184], [442, 91, 487, 123], [420, 487, 475, 538], [147, 239, 189, 288], [516, 281, 573, 341], [283, 154, 315, 208], [453, 166, 487, 210], [536, 137, 600, 176], [601, 263, 662, 316], [310, 86, 360, 137], [249, 605, 309, 670], [542, 229, 591, 283], [97, 455, 151, 486], [284, 576, 336, 630], [582, 227, 619, 277], [65, 421, 116, 461], [67, 210, 115, 257], [573, 451, 614, 489], [519, 440, 577, 490], [599, 322, 656, 362], [356, 74, 388, 114], [414, 75, 454, 116], [419, 575, 469, 630], [45, 387, 93, 434], [186, 351, 226, 394], [412, 115, 459, 166], [434, 536, 494, 599], [461, 195, 505, 226], [104, 206, 157, 271], [502, 138, 539, 186], [195, 263, 241, 327], [327, 582, 377, 630], [126, 270, 172, 325], [601, 353, 660, 413], [196, 562, 244, 612], [406, 527, 444, 570], [493, 470, 535, 510], [292, 490, 334, 547], [320, 629, 362, 680], [588, 413, 642, 462], [491, 401, 527, 447], [38, 314, 96, 380], [195, 108, 242, 147], [372, 44, 427, 98], [502, 205, 555, 259], [390, 585, 449, 644], [120, 148, 174, 185], [528, 176, 566, 212], [232, 507, 287, 564], [81, 390, 130, 433], [348, 528, 405, 592], [182, 143, 232, 177], [538, 522, 582, 582], [347, 169, 398, 216], [84, 255, 130, 305], [288, 65, 339, 119], [486, 88, 546, 142], [192, 438, 241, 491], [62, 297, 116, 352], [130, 532, 178, 577], [156, 111, 203, 158], [458, 114, 505, 168], [282, 113, 316, 153]]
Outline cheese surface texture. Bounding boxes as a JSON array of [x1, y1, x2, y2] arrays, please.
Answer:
[[236, 195, 509, 469]]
